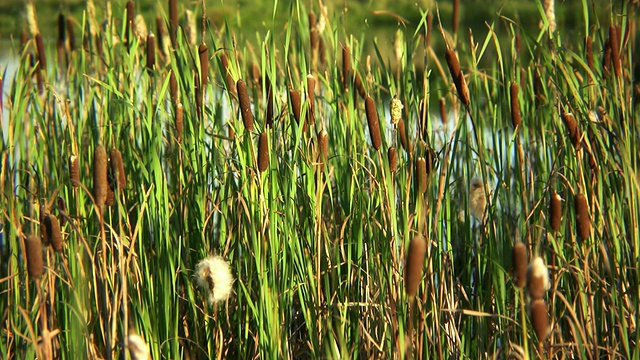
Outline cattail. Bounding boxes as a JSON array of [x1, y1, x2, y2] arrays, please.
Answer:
[[228, 123, 235, 140], [309, 12, 318, 51], [289, 88, 302, 126], [146, 33, 156, 72], [318, 130, 329, 163], [416, 157, 427, 194], [257, 132, 269, 172], [195, 255, 235, 304], [530, 299, 549, 342], [425, 147, 436, 175], [25, 1, 39, 36], [169, 70, 178, 104], [575, 193, 590, 240], [199, 44, 209, 89], [57, 196, 67, 227], [560, 108, 581, 150], [549, 191, 562, 232], [510, 82, 522, 129], [527, 256, 550, 300], [365, 97, 382, 151], [533, 68, 546, 105], [439, 97, 447, 124], [397, 119, 409, 153], [388, 147, 397, 172], [514, 33, 521, 56], [342, 45, 351, 91], [469, 177, 487, 222], [318, 37, 327, 66], [425, 12, 433, 49], [25, 235, 44, 278], [35, 62, 44, 95], [390, 97, 403, 125], [542, 0, 556, 32], [452, 0, 460, 36], [236, 79, 254, 132], [110, 149, 126, 190], [69, 155, 80, 187], [125, 0, 134, 50], [445, 49, 470, 106], [266, 79, 274, 128], [35, 33, 47, 73], [585, 36, 594, 75], [512, 241, 527, 288], [194, 72, 202, 119], [128, 332, 150, 360], [602, 38, 612, 78], [175, 103, 184, 142], [307, 74, 316, 126], [353, 71, 366, 99], [45, 214, 63, 252], [40, 208, 50, 246], [404, 235, 427, 299], [93, 145, 108, 209], [609, 25, 621, 78], [57, 13, 66, 66], [169, 0, 178, 46]]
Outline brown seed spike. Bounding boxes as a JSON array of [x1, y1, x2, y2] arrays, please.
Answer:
[[146, 33, 156, 72], [236, 79, 254, 132], [110, 149, 126, 190], [169, 70, 178, 104], [257, 132, 269, 172], [93, 145, 108, 209], [561, 109, 581, 150], [342, 45, 351, 91], [585, 36, 594, 75], [69, 155, 80, 187], [388, 147, 397, 172], [26, 235, 44, 278], [309, 12, 318, 51], [416, 157, 427, 194], [57, 196, 67, 227], [512, 241, 527, 288], [169, 0, 178, 46], [445, 49, 470, 106], [609, 25, 621, 78], [67, 18, 76, 51], [397, 119, 409, 153], [405, 235, 427, 299], [452, 0, 460, 36], [175, 103, 184, 142], [40, 208, 51, 246], [549, 191, 562, 232], [530, 299, 549, 343], [307, 74, 316, 126], [353, 71, 366, 99], [199, 44, 209, 89], [510, 82, 521, 129], [289, 88, 302, 126], [365, 97, 382, 151], [35, 33, 47, 73], [318, 130, 329, 163], [439, 98, 447, 124], [46, 214, 63, 252], [575, 193, 590, 240]]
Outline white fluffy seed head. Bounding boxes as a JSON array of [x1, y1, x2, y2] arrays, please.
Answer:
[[195, 255, 235, 304], [390, 97, 403, 125], [127, 333, 150, 360], [526, 256, 550, 299]]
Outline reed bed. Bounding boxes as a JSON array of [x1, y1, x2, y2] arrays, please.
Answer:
[[0, 1, 638, 359]]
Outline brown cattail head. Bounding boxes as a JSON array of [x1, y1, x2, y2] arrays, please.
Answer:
[[609, 25, 621, 78], [388, 147, 397, 172], [549, 191, 562, 232], [425, 12, 433, 49], [405, 235, 427, 299], [93, 145, 108, 209], [236, 79, 254, 132], [585, 36, 594, 75], [26, 235, 44, 278], [602, 38, 612, 78], [318, 130, 329, 163], [396, 119, 410, 153], [194, 72, 202, 119], [439, 97, 447, 124], [353, 70, 366, 99], [257, 132, 269, 172], [510, 82, 522, 129], [169, 70, 178, 104], [35, 33, 47, 73], [45, 214, 63, 252], [416, 157, 427, 194], [526, 256, 550, 300], [110, 149, 126, 190], [575, 193, 590, 240], [365, 97, 382, 151], [69, 155, 80, 187], [560, 108, 581, 150], [289, 88, 302, 126], [169, 0, 178, 46], [530, 299, 549, 342], [125, 0, 134, 50], [175, 103, 184, 142], [445, 49, 470, 106], [309, 12, 318, 51], [40, 207, 50, 246], [318, 37, 327, 66], [266, 78, 274, 128], [199, 44, 209, 89], [67, 18, 76, 51], [342, 45, 351, 91], [307, 74, 316, 126], [57, 196, 67, 227], [452, 0, 460, 36], [146, 33, 156, 72], [57, 13, 66, 63], [512, 241, 527, 288]]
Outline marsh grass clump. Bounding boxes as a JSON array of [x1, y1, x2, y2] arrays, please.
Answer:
[[93, 145, 108, 209], [25, 235, 44, 278], [405, 235, 427, 300], [365, 97, 382, 151], [575, 193, 590, 240], [195, 255, 235, 304], [512, 241, 527, 288]]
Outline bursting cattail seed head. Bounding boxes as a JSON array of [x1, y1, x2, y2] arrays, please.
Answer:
[[510, 82, 522, 129], [390, 97, 403, 125], [527, 256, 550, 300], [405, 235, 427, 299], [365, 97, 382, 151], [549, 191, 562, 232], [127, 332, 150, 360], [388, 147, 397, 172], [257, 132, 269, 172], [469, 177, 488, 222], [69, 155, 80, 187], [26, 235, 44, 278], [236, 79, 254, 132], [93, 145, 108, 209], [530, 299, 549, 342], [195, 255, 235, 304], [512, 241, 527, 288], [575, 193, 590, 240]]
